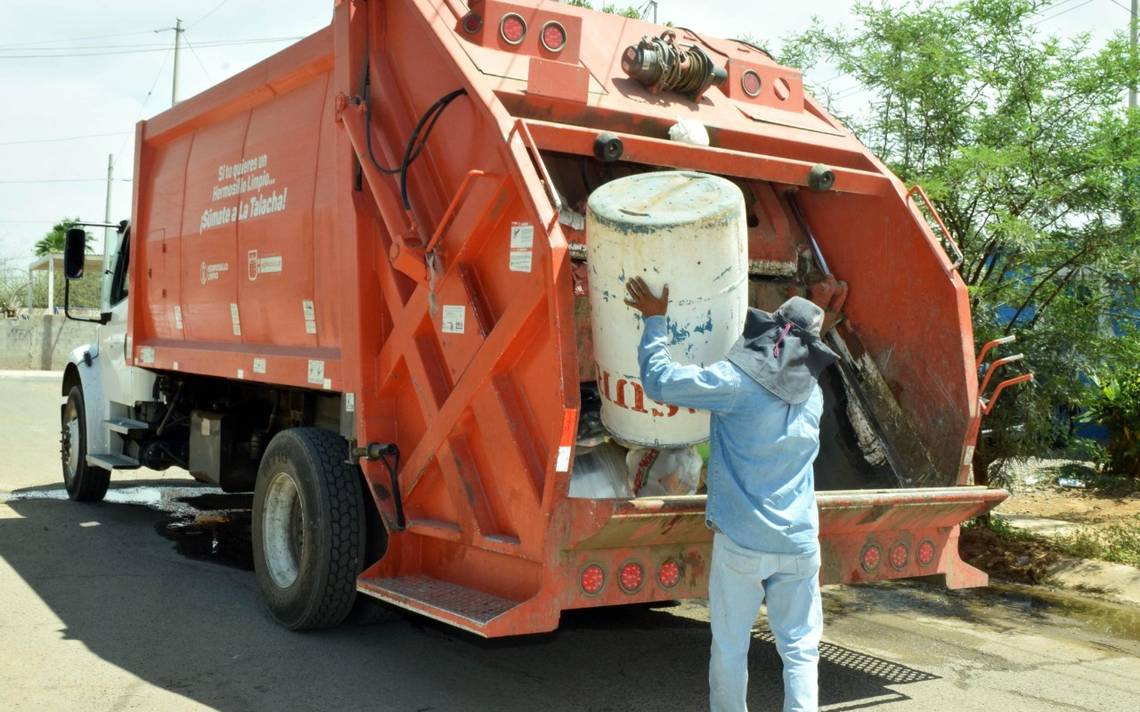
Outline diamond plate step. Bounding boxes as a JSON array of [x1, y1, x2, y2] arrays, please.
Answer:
[[87, 453, 140, 470], [357, 575, 519, 629], [105, 417, 150, 435]]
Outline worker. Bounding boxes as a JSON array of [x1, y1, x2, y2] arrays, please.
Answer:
[[624, 276, 837, 712]]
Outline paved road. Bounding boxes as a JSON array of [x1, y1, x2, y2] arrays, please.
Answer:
[[2, 376, 1138, 711]]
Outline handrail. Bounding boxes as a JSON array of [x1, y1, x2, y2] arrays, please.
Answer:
[[513, 119, 563, 220], [981, 373, 1035, 415], [975, 334, 1016, 370], [978, 353, 1024, 398], [908, 184, 964, 270], [424, 169, 494, 254]]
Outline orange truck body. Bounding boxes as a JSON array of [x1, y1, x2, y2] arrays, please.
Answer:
[[126, 0, 1010, 636]]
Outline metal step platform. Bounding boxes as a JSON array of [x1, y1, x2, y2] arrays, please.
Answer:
[[105, 417, 150, 435], [86, 453, 140, 470], [357, 575, 520, 634]]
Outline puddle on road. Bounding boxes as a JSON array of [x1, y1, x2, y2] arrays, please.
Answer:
[[983, 582, 1140, 642], [825, 580, 1140, 644], [4, 484, 256, 571]]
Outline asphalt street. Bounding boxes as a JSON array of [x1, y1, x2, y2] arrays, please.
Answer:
[[1, 376, 1138, 711]]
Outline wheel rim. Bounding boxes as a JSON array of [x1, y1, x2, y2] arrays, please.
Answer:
[[263, 471, 305, 589], [62, 399, 80, 483]]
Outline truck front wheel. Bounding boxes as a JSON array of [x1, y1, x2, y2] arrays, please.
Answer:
[[252, 427, 366, 630], [61, 385, 110, 502]]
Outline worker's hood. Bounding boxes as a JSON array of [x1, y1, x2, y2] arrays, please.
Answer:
[[725, 297, 838, 405]]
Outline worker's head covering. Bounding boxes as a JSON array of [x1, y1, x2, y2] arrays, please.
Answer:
[[725, 296, 838, 405]]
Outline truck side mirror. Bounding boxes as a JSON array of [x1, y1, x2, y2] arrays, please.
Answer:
[[63, 227, 87, 279]]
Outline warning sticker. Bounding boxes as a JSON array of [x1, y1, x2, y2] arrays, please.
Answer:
[[302, 299, 317, 335], [230, 303, 242, 336], [441, 305, 465, 334], [509, 222, 534, 274], [307, 359, 325, 385], [253, 358, 266, 374], [173, 305, 183, 330], [345, 392, 355, 412], [509, 251, 533, 272], [138, 346, 155, 365]]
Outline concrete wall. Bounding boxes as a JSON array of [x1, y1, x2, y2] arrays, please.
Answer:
[[1, 315, 101, 370]]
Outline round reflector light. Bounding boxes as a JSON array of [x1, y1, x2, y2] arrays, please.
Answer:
[[581, 564, 605, 595], [741, 70, 762, 97], [500, 13, 527, 46], [890, 542, 909, 570], [541, 21, 567, 52], [461, 12, 483, 34], [658, 560, 682, 588], [917, 540, 936, 567], [861, 544, 881, 572], [619, 561, 644, 593]]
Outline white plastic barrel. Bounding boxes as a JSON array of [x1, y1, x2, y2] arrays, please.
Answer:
[[587, 171, 748, 447]]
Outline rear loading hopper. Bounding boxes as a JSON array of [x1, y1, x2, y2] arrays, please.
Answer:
[[74, 0, 1020, 637]]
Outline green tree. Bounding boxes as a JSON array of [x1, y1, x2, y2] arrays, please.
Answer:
[[34, 218, 90, 257], [783, 0, 1140, 483], [562, 1, 644, 19]]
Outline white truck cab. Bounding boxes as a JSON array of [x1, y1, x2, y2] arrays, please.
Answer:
[[59, 222, 157, 500]]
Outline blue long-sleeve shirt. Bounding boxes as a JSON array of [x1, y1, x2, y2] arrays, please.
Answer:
[[637, 315, 823, 555]]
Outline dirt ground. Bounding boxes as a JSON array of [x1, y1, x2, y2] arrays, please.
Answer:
[[995, 458, 1140, 525], [960, 458, 1140, 584]]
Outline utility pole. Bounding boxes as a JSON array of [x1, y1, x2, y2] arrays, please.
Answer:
[[103, 154, 113, 259], [171, 17, 184, 106]]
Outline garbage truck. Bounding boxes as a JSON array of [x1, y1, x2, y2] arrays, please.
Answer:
[[56, 0, 1031, 635]]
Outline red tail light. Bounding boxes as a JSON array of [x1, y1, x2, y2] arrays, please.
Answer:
[[741, 69, 762, 97], [917, 540, 936, 567], [657, 560, 681, 588], [500, 13, 527, 45], [540, 21, 567, 52], [580, 564, 605, 595], [890, 542, 909, 570], [461, 12, 483, 34], [618, 561, 644, 593], [861, 543, 881, 573]]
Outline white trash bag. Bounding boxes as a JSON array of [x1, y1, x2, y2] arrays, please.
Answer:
[[625, 445, 703, 497]]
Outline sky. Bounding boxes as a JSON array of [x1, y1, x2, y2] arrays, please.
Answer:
[[0, 0, 1132, 266]]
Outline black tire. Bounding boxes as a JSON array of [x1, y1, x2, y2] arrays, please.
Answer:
[[252, 427, 366, 630], [61, 384, 110, 502]]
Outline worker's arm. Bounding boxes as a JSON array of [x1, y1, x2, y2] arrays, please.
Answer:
[[625, 276, 740, 414], [637, 315, 740, 413]]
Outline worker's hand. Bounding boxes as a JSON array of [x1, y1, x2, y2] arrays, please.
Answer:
[[624, 276, 669, 318]]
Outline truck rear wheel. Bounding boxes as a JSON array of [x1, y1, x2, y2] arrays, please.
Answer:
[[252, 427, 365, 630], [61, 385, 110, 502]]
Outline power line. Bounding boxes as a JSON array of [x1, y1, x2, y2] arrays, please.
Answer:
[[0, 37, 303, 59], [0, 131, 130, 147], [190, 0, 232, 29], [112, 48, 173, 168], [1030, 0, 1085, 17], [183, 33, 214, 83], [1105, 0, 1138, 16], [0, 29, 157, 50], [1032, 0, 1096, 25]]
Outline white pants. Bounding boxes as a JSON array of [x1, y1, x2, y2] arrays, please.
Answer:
[[709, 533, 822, 712]]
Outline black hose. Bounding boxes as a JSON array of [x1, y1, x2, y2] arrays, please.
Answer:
[[399, 88, 468, 210]]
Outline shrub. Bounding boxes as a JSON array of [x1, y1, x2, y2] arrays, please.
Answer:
[[1085, 371, 1140, 478]]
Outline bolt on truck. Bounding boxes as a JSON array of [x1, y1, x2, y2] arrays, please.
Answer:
[[57, 0, 1030, 635]]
